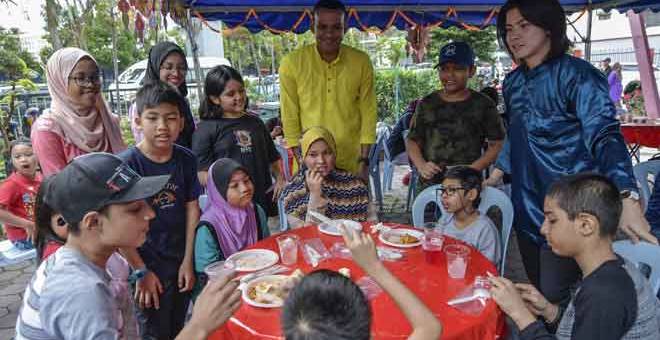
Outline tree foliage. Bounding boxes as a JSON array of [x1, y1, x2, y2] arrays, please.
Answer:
[[427, 26, 498, 64]]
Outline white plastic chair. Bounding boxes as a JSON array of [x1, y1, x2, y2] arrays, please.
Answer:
[[613, 240, 660, 295], [411, 185, 514, 274], [633, 160, 660, 212]]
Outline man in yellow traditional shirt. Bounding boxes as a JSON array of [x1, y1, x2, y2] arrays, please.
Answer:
[[279, 0, 377, 180]]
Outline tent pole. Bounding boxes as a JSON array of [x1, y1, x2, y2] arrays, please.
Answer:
[[185, 8, 205, 109], [111, 0, 121, 115], [585, 6, 593, 62], [628, 10, 659, 119]]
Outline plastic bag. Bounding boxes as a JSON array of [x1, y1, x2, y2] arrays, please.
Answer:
[[447, 276, 491, 315], [329, 242, 404, 262], [300, 238, 331, 267]]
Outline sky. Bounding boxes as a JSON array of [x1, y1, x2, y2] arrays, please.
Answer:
[[0, 0, 45, 37]]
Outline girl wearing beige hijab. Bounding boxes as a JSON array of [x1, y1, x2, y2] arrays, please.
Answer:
[[31, 47, 125, 176]]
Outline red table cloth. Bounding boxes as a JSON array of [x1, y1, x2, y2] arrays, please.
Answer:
[[209, 224, 505, 340], [621, 123, 660, 149]]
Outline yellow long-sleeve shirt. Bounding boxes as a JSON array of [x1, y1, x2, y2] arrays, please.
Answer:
[[279, 43, 377, 174]]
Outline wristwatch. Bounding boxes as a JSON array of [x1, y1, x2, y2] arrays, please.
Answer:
[[620, 190, 640, 202], [130, 267, 150, 281]]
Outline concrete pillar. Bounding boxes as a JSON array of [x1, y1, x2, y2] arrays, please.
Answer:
[[628, 10, 659, 119]]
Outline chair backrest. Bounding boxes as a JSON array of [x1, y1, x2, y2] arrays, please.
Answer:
[[411, 185, 513, 274], [278, 194, 289, 231], [613, 240, 660, 295], [633, 160, 660, 212], [275, 144, 291, 181], [199, 194, 208, 210]]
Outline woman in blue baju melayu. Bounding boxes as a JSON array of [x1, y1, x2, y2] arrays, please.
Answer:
[[493, 0, 656, 305]]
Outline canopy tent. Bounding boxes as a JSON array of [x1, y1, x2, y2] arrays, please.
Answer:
[[183, 0, 660, 33]]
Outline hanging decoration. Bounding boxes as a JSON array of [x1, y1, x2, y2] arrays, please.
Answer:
[[116, 0, 189, 38], [406, 25, 429, 63]]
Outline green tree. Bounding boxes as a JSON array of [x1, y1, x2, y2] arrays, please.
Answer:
[[0, 27, 38, 173], [427, 26, 498, 64]]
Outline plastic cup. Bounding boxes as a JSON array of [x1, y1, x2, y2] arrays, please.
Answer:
[[277, 234, 299, 265], [204, 260, 235, 281], [445, 244, 470, 279], [422, 227, 445, 265]]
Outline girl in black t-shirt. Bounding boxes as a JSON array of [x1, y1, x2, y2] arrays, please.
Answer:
[[192, 66, 285, 216]]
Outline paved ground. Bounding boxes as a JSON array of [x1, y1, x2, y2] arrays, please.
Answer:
[[0, 260, 35, 338]]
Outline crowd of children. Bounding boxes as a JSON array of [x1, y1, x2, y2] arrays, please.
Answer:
[[3, 0, 660, 339]]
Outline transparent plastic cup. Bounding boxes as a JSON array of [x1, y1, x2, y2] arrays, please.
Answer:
[[445, 244, 470, 279], [204, 260, 236, 281], [422, 227, 445, 265], [277, 234, 300, 266]]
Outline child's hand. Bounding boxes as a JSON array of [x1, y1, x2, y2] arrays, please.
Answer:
[[136, 271, 163, 310], [488, 276, 536, 329], [25, 221, 36, 244], [305, 169, 323, 195], [339, 223, 380, 270], [418, 161, 442, 180], [515, 283, 558, 322], [273, 176, 286, 199], [178, 260, 195, 292]]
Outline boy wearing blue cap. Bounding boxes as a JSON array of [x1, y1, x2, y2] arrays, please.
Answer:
[[406, 41, 505, 192]]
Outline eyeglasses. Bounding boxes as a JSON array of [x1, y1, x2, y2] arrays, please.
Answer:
[[160, 64, 188, 73], [437, 185, 467, 197], [68, 73, 101, 87]]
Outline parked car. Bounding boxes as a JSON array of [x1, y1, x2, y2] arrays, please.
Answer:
[[106, 56, 231, 106]]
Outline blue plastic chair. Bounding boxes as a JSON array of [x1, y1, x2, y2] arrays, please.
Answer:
[[198, 194, 208, 210], [368, 130, 388, 211], [613, 240, 660, 295], [633, 160, 660, 212], [275, 144, 291, 182], [278, 194, 289, 231], [411, 185, 514, 274]]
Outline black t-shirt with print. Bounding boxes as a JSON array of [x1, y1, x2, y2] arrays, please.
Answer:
[[192, 114, 280, 215]]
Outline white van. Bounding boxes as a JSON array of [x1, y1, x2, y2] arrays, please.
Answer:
[[106, 56, 231, 106]]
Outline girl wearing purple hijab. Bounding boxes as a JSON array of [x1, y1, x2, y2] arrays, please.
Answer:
[[193, 158, 269, 297]]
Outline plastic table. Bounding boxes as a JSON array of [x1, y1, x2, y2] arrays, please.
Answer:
[[621, 123, 660, 162], [209, 224, 505, 340]]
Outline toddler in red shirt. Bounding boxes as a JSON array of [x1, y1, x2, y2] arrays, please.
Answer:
[[0, 140, 41, 249]]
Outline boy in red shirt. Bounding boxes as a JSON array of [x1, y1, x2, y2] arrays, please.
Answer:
[[0, 139, 42, 249]]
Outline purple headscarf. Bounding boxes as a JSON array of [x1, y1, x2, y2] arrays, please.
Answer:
[[201, 159, 258, 257]]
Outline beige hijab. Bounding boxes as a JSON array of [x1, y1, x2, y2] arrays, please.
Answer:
[[42, 47, 125, 153]]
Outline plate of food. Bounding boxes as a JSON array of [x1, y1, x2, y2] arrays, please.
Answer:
[[318, 219, 362, 236], [226, 249, 279, 272], [379, 228, 423, 248], [242, 270, 305, 308]]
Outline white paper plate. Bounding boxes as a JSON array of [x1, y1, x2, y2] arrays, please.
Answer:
[[318, 219, 363, 236], [379, 229, 423, 248], [226, 249, 279, 272], [242, 274, 289, 308]]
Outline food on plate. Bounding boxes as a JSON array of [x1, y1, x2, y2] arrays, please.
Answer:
[[246, 269, 306, 306], [388, 233, 419, 244], [338, 267, 351, 278]]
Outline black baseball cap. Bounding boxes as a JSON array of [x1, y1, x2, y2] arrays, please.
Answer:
[[435, 41, 475, 68], [45, 153, 170, 224]]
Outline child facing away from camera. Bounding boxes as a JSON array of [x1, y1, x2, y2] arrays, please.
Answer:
[[119, 82, 202, 339], [0, 139, 42, 250], [281, 224, 442, 340], [439, 166, 501, 265], [489, 173, 660, 339], [192, 65, 285, 216]]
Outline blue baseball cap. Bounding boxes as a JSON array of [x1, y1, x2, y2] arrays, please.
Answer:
[[435, 41, 475, 68]]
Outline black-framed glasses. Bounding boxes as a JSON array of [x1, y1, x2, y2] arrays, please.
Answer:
[[437, 185, 467, 197], [68, 73, 101, 87], [160, 64, 188, 73]]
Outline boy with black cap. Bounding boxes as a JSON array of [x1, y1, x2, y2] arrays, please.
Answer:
[[15, 153, 242, 339], [406, 41, 505, 192]]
